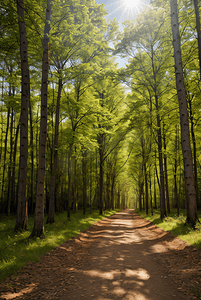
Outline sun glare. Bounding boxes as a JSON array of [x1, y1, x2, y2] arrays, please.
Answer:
[[123, 0, 140, 9], [105, 0, 148, 22]]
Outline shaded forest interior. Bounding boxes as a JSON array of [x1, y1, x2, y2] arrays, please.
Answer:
[[0, 0, 201, 236]]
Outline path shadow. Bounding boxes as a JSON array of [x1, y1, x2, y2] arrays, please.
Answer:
[[1, 210, 199, 300]]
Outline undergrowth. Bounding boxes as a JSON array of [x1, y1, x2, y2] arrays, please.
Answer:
[[0, 209, 120, 283], [191, 287, 201, 300], [135, 208, 201, 248]]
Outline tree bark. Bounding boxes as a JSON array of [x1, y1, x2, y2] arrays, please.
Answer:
[[111, 173, 115, 211], [144, 162, 149, 215], [31, 0, 52, 237], [47, 78, 62, 224], [193, 0, 201, 80], [163, 124, 170, 214], [170, 0, 198, 227], [1, 106, 10, 213], [15, 0, 30, 231], [188, 96, 199, 208], [7, 107, 14, 216], [28, 100, 34, 214], [82, 149, 87, 215], [154, 168, 157, 209], [149, 169, 153, 216], [67, 146, 72, 221], [155, 95, 166, 219], [11, 119, 20, 213], [174, 125, 179, 215], [98, 134, 104, 215]]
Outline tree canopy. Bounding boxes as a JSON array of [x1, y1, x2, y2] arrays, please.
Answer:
[[0, 0, 201, 234]]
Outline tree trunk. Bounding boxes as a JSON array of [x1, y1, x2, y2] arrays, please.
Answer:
[[174, 125, 179, 216], [98, 134, 104, 215], [29, 100, 34, 214], [170, 0, 198, 227], [67, 147, 72, 221], [155, 95, 166, 219], [1, 106, 10, 213], [163, 124, 170, 214], [193, 0, 201, 80], [82, 150, 87, 215], [11, 119, 20, 213], [149, 169, 153, 216], [111, 174, 115, 211], [73, 147, 77, 211], [144, 162, 149, 215], [139, 180, 143, 211], [117, 186, 120, 209], [154, 168, 157, 209], [47, 78, 62, 224], [188, 96, 199, 208], [31, 0, 52, 237], [89, 154, 92, 214], [15, 0, 30, 231], [7, 107, 14, 216]]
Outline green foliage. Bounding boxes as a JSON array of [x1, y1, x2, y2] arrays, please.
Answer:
[[191, 287, 201, 300], [136, 208, 201, 248]]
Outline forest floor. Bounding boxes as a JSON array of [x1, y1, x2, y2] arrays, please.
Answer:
[[0, 209, 201, 300]]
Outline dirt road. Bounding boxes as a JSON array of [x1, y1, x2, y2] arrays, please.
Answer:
[[1, 210, 200, 300]]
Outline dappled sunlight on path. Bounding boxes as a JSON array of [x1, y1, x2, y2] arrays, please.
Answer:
[[0, 210, 200, 299]]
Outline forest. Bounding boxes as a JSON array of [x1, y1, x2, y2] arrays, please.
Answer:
[[0, 0, 201, 237]]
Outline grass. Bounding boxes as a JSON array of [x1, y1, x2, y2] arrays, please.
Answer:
[[0, 209, 120, 283], [135, 208, 201, 248]]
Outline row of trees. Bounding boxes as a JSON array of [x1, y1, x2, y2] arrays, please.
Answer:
[[0, 0, 129, 237], [116, 0, 200, 226], [0, 0, 200, 236]]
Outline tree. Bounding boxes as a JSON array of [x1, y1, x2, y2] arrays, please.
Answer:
[[170, 0, 198, 227], [193, 0, 201, 79], [15, 0, 30, 231], [31, 0, 52, 237]]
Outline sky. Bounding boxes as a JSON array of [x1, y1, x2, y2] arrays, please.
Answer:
[[95, 0, 150, 24], [95, 0, 150, 67]]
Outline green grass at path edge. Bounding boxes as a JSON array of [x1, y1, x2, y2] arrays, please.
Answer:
[[135, 208, 201, 249], [0, 209, 121, 283]]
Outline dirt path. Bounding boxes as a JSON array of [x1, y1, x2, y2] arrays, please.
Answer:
[[0, 210, 201, 300]]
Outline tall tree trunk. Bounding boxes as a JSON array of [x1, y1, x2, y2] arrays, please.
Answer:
[[188, 96, 199, 208], [154, 169, 157, 209], [170, 0, 198, 227], [111, 174, 115, 211], [106, 166, 110, 210], [155, 95, 166, 219], [31, 0, 52, 237], [11, 120, 20, 213], [98, 134, 104, 215], [7, 107, 14, 216], [15, 0, 29, 231], [174, 158, 179, 216], [73, 146, 77, 211], [47, 78, 62, 224], [67, 146, 72, 221], [29, 100, 34, 214], [1, 106, 10, 213], [139, 180, 143, 211], [82, 149, 87, 216], [144, 162, 149, 215], [174, 126, 179, 215], [193, 0, 201, 80], [89, 154, 92, 214], [117, 185, 120, 209], [163, 124, 170, 214], [149, 169, 153, 216]]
